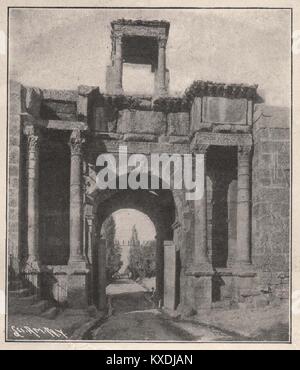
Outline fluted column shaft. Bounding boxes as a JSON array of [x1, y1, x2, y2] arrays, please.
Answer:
[[24, 126, 40, 271], [114, 34, 123, 94], [157, 37, 167, 96], [236, 145, 252, 266], [69, 129, 85, 265]]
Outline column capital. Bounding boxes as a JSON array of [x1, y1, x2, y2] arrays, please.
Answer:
[[193, 143, 209, 155], [28, 134, 39, 153], [86, 215, 95, 228], [23, 124, 40, 155], [23, 125, 41, 152], [158, 36, 168, 48], [114, 32, 123, 43], [238, 145, 252, 159], [69, 129, 85, 155]]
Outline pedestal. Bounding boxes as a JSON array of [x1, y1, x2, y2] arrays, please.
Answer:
[[67, 267, 91, 308]]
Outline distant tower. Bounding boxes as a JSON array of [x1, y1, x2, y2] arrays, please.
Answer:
[[106, 19, 170, 96]]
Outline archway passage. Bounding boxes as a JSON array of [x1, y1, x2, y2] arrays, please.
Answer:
[[102, 209, 157, 314], [92, 188, 177, 312]]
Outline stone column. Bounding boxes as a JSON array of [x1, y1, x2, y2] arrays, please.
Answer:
[[23, 125, 41, 294], [24, 125, 40, 272], [68, 129, 86, 267], [114, 34, 123, 94], [97, 239, 107, 311], [86, 216, 94, 265], [186, 145, 213, 310], [236, 145, 252, 266], [193, 145, 212, 272], [67, 130, 91, 307], [157, 36, 167, 96], [155, 233, 164, 306]]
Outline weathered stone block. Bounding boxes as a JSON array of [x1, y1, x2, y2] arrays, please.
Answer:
[[269, 129, 290, 140], [254, 295, 270, 308], [9, 81, 23, 114], [190, 97, 202, 133], [51, 272, 68, 303], [164, 241, 177, 311], [167, 112, 190, 136], [159, 135, 189, 144], [117, 109, 166, 135], [202, 97, 247, 124], [94, 106, 117, 132], [25, 87, 42, 117], [124, 133, 158, 142], [68, 272, 91, 308], [9, 165, 19, 178], [193, 276, 212, 309], [271, 255, 287, 271]]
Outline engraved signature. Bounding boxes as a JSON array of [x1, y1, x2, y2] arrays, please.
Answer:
[[10, 325, 68, 339]]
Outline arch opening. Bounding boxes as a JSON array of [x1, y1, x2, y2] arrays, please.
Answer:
[[91, 186, 178, 312]]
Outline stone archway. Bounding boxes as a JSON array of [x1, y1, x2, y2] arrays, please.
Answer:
[[90, 187, 177, 310]]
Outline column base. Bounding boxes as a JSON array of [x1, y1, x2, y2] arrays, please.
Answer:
[[193, 275, 213, 310], [231, 265, 257, 303], [24, 256, 41, 273], [68, 256, 89, 273], [185, 262, 214, 277], [231, 262, 256, 277], [67, 269, 91, 309]]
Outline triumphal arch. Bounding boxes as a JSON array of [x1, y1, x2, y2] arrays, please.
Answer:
[[8, 19, 290, 313]]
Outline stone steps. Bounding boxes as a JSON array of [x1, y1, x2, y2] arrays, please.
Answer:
[[9, 294, 38, 307], [8, 288, 31, 298], [211, 300, 232, 310], [8, 280, 24, 291], [9, 299, 52, 315], [41, 306, 60, 320], [8, 295, 53, 315]]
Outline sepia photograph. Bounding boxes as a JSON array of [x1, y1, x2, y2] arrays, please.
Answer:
[[3, 4, 294, 347]]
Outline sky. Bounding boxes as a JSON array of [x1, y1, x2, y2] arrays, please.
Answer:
[[9, 8, 291, 106], [113, 209, 156, 243], [112, 209, 156, 271]]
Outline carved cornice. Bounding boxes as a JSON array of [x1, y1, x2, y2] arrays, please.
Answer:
[[69, 129, 85, 155], [191, 132, 253, 149], [111, 19, 170, 34], [185, 80, 258, 101], [152, 96, 189, 112]]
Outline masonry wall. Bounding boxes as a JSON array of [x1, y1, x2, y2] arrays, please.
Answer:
[[252, 105, 290, 299], [8, 82, 24, 274], [92, 101, 190, 144]]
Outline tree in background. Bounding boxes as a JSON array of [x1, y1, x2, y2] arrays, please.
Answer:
[[102, 215, 122, 283], [141, 240, 156, 278], [128, 225, 156, 279], [128, 225, 142, 280]]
